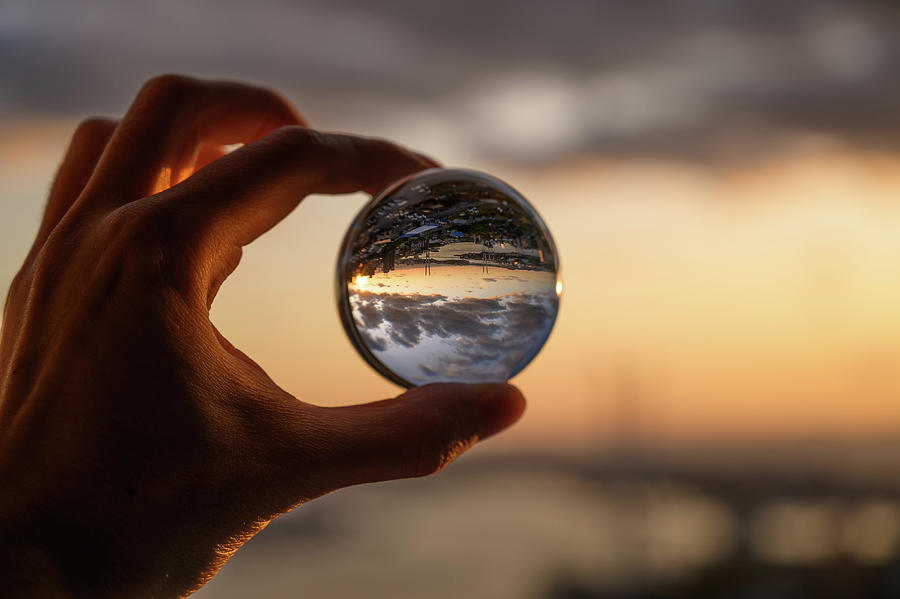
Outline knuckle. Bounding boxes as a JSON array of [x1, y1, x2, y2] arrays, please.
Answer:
[[97, 202, 170, 271], [255, 85, 294, 115], [73, 117, 116, 140], [104, 201, 159, 243], [27, 232, 78, 300], [7, 264, 31, 296], [112, 201, 204, 293], [136, 74, 198, 106], [254, 126, 332, 173], [3, 265, 32, 314], [15, 202, 181, 313], [265, 125, 322, 153]]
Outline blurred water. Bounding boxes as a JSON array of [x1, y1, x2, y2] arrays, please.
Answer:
[[196, 445, 900, 599]]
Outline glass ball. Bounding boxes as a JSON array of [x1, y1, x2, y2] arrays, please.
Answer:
[[336, 168, 561, 388]]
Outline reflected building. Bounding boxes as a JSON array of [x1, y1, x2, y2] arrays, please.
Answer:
[[381, 247, 395, 273]]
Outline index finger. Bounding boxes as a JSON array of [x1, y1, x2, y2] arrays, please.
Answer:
[[167, 126, 439, 249], [76, 75, 306, 210]]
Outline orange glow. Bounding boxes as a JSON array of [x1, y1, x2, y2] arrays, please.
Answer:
[[3, 121, 900, 448], [93, 151, 900, 444]]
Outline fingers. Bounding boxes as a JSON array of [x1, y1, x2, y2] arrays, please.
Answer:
[[33, 118, 117, 249], [162, 127, 435, 297], [171, 127, 435, 247], [76, 74, 304, 210], [303, 383, 526, 491]]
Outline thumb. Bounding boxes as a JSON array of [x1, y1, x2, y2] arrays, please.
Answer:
[[309, 383, 526, 490]]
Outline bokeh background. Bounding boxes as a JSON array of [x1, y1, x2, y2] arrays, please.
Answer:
[[3, 1, 900, 597]]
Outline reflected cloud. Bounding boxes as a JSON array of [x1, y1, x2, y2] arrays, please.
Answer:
[[360, 328, 388, 352], [350, 289, 558, 384]]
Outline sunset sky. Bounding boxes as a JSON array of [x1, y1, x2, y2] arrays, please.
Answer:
[[3, 123, 898, 448], [2, 0, 899, 450]]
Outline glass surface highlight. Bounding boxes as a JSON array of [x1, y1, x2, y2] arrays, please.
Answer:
[[336, 168, 560, 388]]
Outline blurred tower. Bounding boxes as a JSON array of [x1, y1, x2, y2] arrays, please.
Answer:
[[611, 361, 643, 452]]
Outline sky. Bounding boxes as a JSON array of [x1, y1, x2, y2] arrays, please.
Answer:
[[2, 0, 900, 449]]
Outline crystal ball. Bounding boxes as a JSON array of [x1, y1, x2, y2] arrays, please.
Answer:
[[336, 168, 561, 387]]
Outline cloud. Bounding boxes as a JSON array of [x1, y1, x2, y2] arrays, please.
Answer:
[[349, 289, 558, 383], [3, 0, 898, 162], [360, 329, 388, 352]]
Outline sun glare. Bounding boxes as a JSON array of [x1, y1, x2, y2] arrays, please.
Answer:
[[353, 275, 370, 288]]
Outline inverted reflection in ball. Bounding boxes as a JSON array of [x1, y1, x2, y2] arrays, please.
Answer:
[[336, 168, 561, 388]]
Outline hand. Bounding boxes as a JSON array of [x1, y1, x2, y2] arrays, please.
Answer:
[[0, 75, 525, 598]]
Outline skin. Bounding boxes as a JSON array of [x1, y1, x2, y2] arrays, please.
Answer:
[[0, 75, 525, 598]]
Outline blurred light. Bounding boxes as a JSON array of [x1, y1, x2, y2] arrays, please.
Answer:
[[641, 489, 736, 578], [842, 499, 900, 564], [751, 501, 840, 565]]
